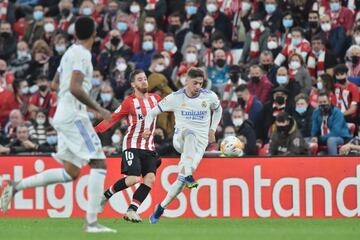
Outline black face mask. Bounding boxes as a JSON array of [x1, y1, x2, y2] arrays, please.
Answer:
[[216, 59, 226, 68], [0, 69, 5, 75], [39, 85, 48, 92], [111, 37, 120, 46], [153, 135, 163, 144], [251, 76, 260, 83], [277, 125, 289, 135], [238, 98, 246, 108], [61, 8, 71, 17], [230, 73, 239, 83], [261, 64, 271, 72], [275, 96, 285, 105], [351, 56, 359, 65], [319, 104, 331, 115], [168, 25, 180, 33], [309, 21, 318, 29], [336, 78, 347, 85], [0, 32, 10, 38], [108, 9, 117, 16], [204, 25, 213, 33]]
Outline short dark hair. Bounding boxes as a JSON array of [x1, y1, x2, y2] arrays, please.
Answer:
[[291, 27, 304, 36], [312, 34, 325, 44], [235, 84, 248, 93], [187, 68, 204, 79], [130, 69, 145, 82], [318, 91, 329, 99], [294, 93, 308, 103], [333, 64, 348, 76], [152, 53, 164, 62], [75, 16, 95, 40], [36, 74, 48, 81]]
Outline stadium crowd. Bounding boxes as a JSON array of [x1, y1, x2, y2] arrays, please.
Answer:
[[1, 0, 360, 157]]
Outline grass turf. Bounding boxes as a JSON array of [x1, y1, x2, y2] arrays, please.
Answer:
[[0, 218, 359, 240]]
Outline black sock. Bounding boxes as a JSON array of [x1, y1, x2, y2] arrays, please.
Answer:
[[128, 184, 151, 212], [104, 177, 128, 199]]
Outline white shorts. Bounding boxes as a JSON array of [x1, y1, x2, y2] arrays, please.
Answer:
[[53, 115, 105, 168], [173, 128, 208, 171]]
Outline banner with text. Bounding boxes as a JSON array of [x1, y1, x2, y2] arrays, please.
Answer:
[[0, 156, 359, 218]]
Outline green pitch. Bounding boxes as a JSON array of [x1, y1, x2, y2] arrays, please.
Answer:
[[0, 218, 359, 240]]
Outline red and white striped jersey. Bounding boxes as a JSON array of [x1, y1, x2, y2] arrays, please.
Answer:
[[95, 93, 161, 151]]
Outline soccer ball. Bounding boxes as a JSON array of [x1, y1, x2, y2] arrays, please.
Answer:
[[220, 136, 244, 157]]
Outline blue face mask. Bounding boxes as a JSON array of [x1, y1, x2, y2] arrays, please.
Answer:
[[317, 81, 323, 90], [276, 76, 288, 85], [292, 37, 301, 46], [47, 135, 57, 145], [186, 6, 198, 15], [142, 41, 153, 51], [282, 19, 293, 29], [101, 93, 112, 102], [82, 7, 93, 16], [33, 11, 44, 21], [117, 22, 128, 32], [330, 2, 340, 11], [265, 4, 276, 14], [91, 78, 101, 86], [164, 41, 174, 51], [296, 106, 307, 114]]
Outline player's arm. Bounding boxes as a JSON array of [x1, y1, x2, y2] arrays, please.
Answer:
[[70, 70, 110, 121], [95, 102, 129, 133], [209, 93, 223, 143], [51, 71, 60, 91]]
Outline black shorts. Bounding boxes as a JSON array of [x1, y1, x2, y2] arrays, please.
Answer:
[[121, 148, 158, 177]]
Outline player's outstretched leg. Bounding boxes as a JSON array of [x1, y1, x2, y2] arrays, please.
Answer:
[[181, 131, 198, 189], [84, 160, 116, 233], [149, 175, 185, 224], [1, 168, 73, 213]]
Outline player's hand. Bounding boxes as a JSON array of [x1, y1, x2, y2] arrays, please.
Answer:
[[142, 128, 151, 139], [208, 129, 216, 144], [99, 108, 112, 123]]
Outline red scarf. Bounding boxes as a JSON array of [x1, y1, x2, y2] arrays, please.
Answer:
[[321, 116, 329, 135], [249, 26, 264, 58], [307, 49, 325, 78], [221, 80, 238, 109], [0, 0, 8, 22]]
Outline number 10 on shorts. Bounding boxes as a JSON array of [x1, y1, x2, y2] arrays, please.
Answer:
[[125, 151, 134, 166]]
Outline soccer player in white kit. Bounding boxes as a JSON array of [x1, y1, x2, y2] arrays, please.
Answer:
[[0, 17, 116, 233], [143, 68, 223, 224]]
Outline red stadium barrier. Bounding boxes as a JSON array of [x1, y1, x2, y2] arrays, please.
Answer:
[[1, 156, 360, 218]]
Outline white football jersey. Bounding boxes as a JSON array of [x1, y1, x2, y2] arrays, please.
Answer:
[[54, 44, 93, 122], [158, 88, 220, 137]]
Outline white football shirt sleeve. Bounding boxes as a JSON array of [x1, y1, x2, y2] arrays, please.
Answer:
[[72, 49, 87, 75], [157, 93, 177, 112], [209, 91, 221, 110]]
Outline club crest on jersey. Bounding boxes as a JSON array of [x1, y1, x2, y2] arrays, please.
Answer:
[[201, 101, 207, 108]]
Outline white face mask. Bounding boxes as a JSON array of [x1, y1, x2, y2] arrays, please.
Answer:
[[289, 61, 301, 70], [36, 118, 46, 125], [206, 3, 218, 13], [241, 1, 252, 13], [111, 134, 121, 144], [116, 62, 127, 72], [44, 23, 55, 33], [267, 41, 278, 50], [355, 36, 360, 45], [224, 132, 236, 138], [17, 50, 29, 58], [321, 23, 331, 32], [250, 21, 260, 30], [130, 4, 140, 13], [144, 23, 155, 32], [232, 118, 244, 127], [154, 64, 165, 72], [186, 53, 197, 63]]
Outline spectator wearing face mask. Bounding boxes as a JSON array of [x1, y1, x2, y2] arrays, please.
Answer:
[[98, 0, 120, 38], [141, 14, 164, 52], [259, 50, 279, 85], [256, 86, 293, 145], [38, 126, 57, 153], [333, 64, 359, 123], [279, 12, 296, 45], [269, 111, 308, 156], [57, 0, 76, 34], [240, 14, 270, 66], [28, 75, 57, 119], [207, 48, 229, 94], [98, 29, 133, 79], [221, 65, 246, 110], [287, 53, 312, 96], [24, 5, 46, 47], [275, 66, 301, 108], [183, 0, 203, 35], [304, 11, 321, 42], [162, 33, 183, 69], [0, 21, 16, 62], [167, 12, 189, 50], [318, 14, 347, 60], [234, 84, 262, 125], [131, 34, 157, 70], [204, 0, 232, 42], [78, 0, 101, 23], [9, 79, 32, 120], [230, 108, 257, 156], [89, 69, 104, 102], [247, 64, 272, 104], [309, 73, 336, 108], [311, 92, 352, 155], [143, 0, 167, 27], [274, 27, 311, 67], [48, 34, 68, 80], [293, 93, 314, 140], [265, 34, 282, 65], [112, 12, 140, 54], [345, 45, 360, 86], [203, 32, 234, 67], [325, 0, 354, 36], [28, 40, 53, 85], [110, 56, 133, 101], [10, 41, 32, 79], [28, 109, 50, 145], [41, 17, 57, 48], [128, 1, 144, 33], [260, 0, 283, 33]]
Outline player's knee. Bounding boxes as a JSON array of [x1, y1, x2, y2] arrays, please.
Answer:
[[65, 168, 80, 180], [126, 175, 141, 185], [89, 159, 107, 169], [143, 173, 156, 186]]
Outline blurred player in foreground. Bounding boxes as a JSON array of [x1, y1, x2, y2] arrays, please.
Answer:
[[95, 70, 161, 223], [1, 17, 116, 233], [143, 68, 222, 224]]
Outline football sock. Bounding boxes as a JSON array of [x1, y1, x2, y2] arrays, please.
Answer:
[[104, 177, 128, 199], [15, 168, 72, 191], [182, 133, 196, 177], [128, 184, 151, 212], [160, 175, 185, 208], [86, 168, 106, 224]]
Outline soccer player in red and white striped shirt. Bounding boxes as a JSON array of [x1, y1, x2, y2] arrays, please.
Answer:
[[95, 69, 161, 223]]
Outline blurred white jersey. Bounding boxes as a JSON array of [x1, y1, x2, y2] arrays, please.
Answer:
[[157, 88, 220, 138]]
